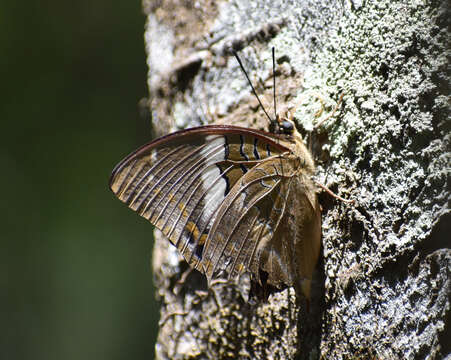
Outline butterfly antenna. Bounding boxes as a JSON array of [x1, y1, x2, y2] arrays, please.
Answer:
[[272, 47, 277, 121], [233, 51, 274, 124]]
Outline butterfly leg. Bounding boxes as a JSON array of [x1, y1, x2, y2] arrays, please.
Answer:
[[158, 310, 188, 327], [315, 180, 355, 204], [207, 278, 230, 308], [173, 267, 194, 295], [313, 92, 344, 130]]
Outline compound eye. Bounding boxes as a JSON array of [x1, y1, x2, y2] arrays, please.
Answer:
[[281, 120, 294, 134]]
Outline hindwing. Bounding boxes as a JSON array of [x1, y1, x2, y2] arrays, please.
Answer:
[[201, 155, 297, 283], [200, 152, 321, 297]]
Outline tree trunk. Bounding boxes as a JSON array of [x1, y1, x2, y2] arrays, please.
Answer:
[[142, 0, 450, 358]]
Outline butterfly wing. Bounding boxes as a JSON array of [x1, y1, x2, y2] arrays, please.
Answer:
[[109, 125, 289, 270], [201, 154, 298, 286], [263, 173, 322, 298], [201, 153, 321, 297]]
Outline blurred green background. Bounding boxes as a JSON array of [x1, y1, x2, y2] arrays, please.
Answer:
[[1, 1, 159, 359]]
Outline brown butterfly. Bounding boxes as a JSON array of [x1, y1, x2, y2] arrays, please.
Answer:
[[109, 49, 324, 300]]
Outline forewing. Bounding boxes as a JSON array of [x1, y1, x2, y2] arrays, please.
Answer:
[[109, 125, 288, 269]]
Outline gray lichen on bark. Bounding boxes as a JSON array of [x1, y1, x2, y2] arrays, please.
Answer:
[[143, 0, 450, 359]]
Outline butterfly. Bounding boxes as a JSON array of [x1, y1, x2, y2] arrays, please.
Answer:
[[109, 49, 323, 300]]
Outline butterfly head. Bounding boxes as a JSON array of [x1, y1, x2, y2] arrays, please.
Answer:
[[280, 119, 295, 134], [271, 112, 305, 145], [270, 113, 294, 134]]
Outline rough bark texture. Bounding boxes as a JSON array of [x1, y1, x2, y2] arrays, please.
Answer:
[[142, 0, 450, 359]]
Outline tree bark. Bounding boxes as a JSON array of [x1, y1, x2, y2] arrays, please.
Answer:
[[142, 0, 450, 359]]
